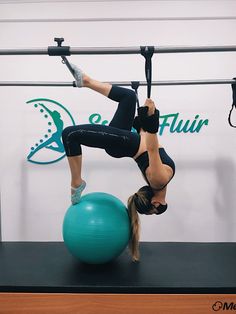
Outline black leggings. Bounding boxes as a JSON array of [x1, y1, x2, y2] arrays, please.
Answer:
[[62, 86, 141, 158]]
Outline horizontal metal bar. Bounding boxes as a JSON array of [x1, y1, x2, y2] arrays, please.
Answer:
[[69, 46, 236, 55], [0, 45, 236, 56], [1, 16, 236, 23], [0, 48, 46, 55], [0, 79, 235, 87], [0, 81, 74, 86], [147, 79, 236, 86]]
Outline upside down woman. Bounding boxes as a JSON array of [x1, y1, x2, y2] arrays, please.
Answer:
[[62, 65, 175, 262]]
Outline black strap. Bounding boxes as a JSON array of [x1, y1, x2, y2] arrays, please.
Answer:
[[228, 78, 236, 128], [131, 81, 140, 109], [140, 46, 154, 98], [61, 56, 76, 78]]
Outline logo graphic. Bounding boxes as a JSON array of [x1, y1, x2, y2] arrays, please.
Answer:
[[25, 98, 209, 165], [89, 112, 209, 136], [212, 301, 236, 311], [212, 302, 223, 311], [26, 98, 75, 165]]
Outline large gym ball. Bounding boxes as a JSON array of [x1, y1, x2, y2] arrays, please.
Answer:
[[63, 192, 131, 264]]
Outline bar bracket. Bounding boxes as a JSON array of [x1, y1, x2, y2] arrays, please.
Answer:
[[48, 38, 70, 56]]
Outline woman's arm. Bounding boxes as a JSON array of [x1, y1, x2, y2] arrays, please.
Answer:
[[141, 99, 172, 189], [145, 132, 170, 189]]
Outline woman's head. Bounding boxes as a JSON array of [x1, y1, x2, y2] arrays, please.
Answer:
[[133, 185, 168, 215], [127, 186, 168, 262]]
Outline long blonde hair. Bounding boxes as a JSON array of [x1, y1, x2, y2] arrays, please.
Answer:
[[127, 186, 155, 262], [127, 194, 140, 262]]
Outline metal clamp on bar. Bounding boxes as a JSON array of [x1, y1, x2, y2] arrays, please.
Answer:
[[48, 38, 71, 56], [131, 81, 140, 91]]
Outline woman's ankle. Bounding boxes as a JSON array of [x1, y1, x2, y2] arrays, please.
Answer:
[[71, 179, 84, 189], [82, 74, 92, 87]]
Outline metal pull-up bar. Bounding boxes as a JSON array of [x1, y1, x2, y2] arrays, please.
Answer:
[[0, 45, 236, 56], [0, 79, 235, 87]]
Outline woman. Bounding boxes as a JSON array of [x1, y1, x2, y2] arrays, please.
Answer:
[[62, 65, 175, 261]]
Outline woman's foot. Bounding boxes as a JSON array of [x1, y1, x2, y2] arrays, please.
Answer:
[[71, 180, 86, 205], [70, 64, 90, 88], [70, 64, 84, 87], [70, 65, 111, 96]]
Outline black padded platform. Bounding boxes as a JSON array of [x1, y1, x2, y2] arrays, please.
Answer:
[[0, 242, 236, 294]]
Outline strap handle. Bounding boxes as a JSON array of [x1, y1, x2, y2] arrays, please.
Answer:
[[131, 81, 140, 109], [228, 78, 236, 128], [140, 46, 154, 98]]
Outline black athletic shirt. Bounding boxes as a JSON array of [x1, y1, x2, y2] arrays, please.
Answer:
[[134, 148, 175, 189]]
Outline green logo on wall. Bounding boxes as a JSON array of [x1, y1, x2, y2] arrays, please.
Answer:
[[26, 98, 209, 165], [26, 98, 75, 165]]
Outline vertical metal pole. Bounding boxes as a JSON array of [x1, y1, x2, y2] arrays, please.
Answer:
[[0, 189, 2, 242]]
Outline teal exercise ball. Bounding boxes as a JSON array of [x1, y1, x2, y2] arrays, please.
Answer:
[[63, 192, 131, 264]]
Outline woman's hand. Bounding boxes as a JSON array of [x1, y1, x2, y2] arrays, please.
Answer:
[[137, 98, 160, 133], [144, 98, 156, 116]]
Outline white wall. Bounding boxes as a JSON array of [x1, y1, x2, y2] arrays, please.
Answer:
[[0, 0, 236, 242]]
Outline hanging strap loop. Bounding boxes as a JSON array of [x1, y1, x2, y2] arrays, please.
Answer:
[[228, 78, 236, 128], [140, 46, 154, 98], [131, 81, 140, 109], [131, 81, 141, 133]]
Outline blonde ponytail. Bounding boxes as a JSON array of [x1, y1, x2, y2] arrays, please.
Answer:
[[127, 195, 140, 262]]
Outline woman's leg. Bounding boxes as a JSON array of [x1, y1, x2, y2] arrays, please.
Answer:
[[62, 123, 140, 203], [64, 71, 113, 196], [64, 68, 137, 203], [67, 155, 83, 188], [107, 86, 136, 130], [83, 75, 112, 97], [75, 66, 137, 130], [67, 155, 86, 205]]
